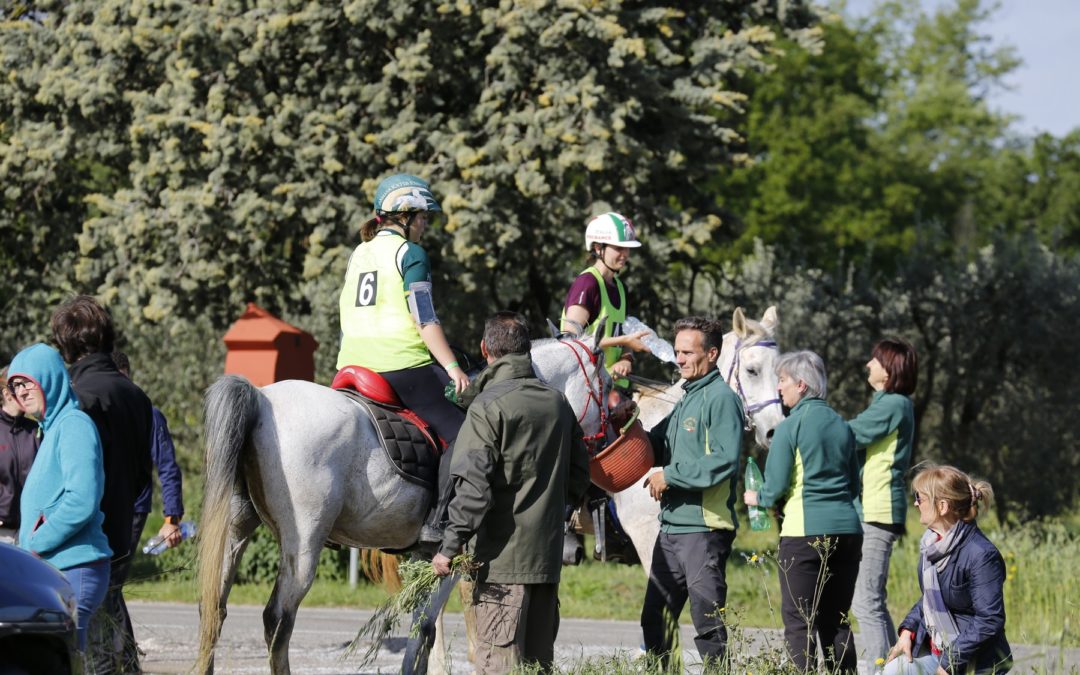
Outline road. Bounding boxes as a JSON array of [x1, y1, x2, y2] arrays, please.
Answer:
[[131, 601, 1077, 674]]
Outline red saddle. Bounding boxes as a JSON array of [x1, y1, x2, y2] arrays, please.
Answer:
[[332, 365, 445, 451]]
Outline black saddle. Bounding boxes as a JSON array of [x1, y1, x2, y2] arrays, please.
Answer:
[[337, 389, 438, 490]]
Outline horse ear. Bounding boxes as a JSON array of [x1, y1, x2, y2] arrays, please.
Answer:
[[546, 318, 561, 339], [590, 316, 608, 357], [732, 307, 748, 339], [760, 305, 778, 334]]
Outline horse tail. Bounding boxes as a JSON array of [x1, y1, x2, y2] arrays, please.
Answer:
[[358, 549, 403, 592], [196, 374, 261, 673]]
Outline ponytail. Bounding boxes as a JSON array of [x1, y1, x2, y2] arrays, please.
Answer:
[[966, 479, 994, 522], [360, 216, 381, 242]]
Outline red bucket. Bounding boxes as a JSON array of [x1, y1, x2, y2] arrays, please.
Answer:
[[589, 418, 654, 493]]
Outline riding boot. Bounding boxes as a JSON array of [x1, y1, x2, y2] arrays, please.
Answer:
[[419, 442, 455, 545]]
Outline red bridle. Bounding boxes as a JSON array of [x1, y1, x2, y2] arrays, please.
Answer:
[[559, 338, 609, 453]]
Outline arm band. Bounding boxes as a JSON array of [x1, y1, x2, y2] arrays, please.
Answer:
[[407, 281, 440, 326]]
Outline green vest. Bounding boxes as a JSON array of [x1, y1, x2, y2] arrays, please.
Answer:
[[336, 233, 431, 371], [562, 267, 627, 385]]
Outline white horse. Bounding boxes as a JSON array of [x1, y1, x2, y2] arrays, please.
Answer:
[[613, 306, 783, 575], [195, 335, 609, 674]]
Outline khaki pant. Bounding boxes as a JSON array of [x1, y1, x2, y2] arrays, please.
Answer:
[[472, 582, 560, 674]]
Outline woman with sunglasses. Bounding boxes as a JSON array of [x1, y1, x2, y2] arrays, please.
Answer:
[[848, 338, 918, 673], [884, 465, 1011, 674], [7, 343, 111, 651]]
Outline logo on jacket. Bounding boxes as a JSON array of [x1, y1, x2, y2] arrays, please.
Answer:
[[681, 416, 697, 433]]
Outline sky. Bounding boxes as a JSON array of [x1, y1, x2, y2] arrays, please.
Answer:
[[842, 0, 1080, 138]]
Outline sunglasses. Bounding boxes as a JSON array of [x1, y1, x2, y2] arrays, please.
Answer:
[[913, 492, 925, 506]]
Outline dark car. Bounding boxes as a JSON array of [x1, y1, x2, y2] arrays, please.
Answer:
[[0, 542, 78, 674]]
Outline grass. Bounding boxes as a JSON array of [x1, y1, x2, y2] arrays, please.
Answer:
[[125, 510, 1080, 650]]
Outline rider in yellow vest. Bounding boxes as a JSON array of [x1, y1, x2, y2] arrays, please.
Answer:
[[337, 173, 467, 545], [561, 212, 650, 391]]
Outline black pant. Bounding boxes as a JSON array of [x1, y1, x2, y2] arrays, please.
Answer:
[[382, 363, 466, 522], [87, 512, 148, 674], [641, 529, 735, 669], [777, 534, 862, 673]]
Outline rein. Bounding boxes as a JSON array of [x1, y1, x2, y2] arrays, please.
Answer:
[[559, 338, 609, 452], [725, 337, 782, 432]]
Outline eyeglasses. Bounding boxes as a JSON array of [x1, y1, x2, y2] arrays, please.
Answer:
[[7, 379, 37, 394]]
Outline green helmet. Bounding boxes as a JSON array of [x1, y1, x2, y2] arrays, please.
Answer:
[[372, 174, 442, 214]]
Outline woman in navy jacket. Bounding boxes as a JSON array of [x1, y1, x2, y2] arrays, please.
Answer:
[[884, 464, 1011, 675]]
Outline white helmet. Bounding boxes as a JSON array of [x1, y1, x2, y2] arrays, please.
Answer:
[[584, 212, 642, 250]]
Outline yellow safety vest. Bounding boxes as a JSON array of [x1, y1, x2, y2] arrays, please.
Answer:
[[563, 267, 628, 386], [336, 233, 432, 371]]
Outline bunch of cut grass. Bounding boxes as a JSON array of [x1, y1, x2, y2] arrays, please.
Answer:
[[346, 553, 478, 669]]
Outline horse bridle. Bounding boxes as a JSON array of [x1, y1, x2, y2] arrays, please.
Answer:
[[559, 338, 609, 453], [725, 337, 782, 433]]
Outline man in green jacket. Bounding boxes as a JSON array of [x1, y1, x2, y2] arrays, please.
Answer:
[[433, 311, 591, 674], [641, 316, 745, 669]]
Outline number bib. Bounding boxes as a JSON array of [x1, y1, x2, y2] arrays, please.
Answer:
[[336, 235, 431, 371]]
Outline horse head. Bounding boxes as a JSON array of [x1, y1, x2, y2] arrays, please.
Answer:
[[530, 333, 610, 455], [721, 305, 783, 449]]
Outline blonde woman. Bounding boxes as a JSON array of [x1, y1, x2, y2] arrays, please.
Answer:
[[885, 465, 1011, 674]]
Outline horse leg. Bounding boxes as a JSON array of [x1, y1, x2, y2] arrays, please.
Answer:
[[461, 578, 478, 664], [263, 532, 323, 675], [430, 611, 449, 675], [202, 497, 260, 674]]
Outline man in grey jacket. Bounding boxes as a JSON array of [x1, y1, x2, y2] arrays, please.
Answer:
[[433, 311, 591, 674]]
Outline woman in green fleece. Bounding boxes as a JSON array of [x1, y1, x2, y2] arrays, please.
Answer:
[[849, 338, 918, 674], [744, 350, 862, 673]]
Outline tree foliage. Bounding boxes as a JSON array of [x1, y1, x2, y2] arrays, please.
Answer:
[[709, 0, 1080, 271], [2, 1, 1079, 519]]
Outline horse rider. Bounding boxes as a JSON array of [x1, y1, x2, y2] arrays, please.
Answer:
[[560, 211, 651, 395], [336, 173, 467, 545]]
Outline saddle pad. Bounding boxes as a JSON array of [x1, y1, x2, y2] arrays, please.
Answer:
[[338, 390, 437, 490]]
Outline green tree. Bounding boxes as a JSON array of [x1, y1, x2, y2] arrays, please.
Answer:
[[0, 0, 824, 465], [710, 0, 1022, 271]]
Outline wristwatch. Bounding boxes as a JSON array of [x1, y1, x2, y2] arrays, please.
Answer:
[[164, 515, 181, 526]]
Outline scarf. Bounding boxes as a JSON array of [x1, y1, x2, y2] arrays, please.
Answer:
[[919, 519, 974, 649]]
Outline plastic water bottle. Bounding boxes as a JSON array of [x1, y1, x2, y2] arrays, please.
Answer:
[[624, 316, 677, 364], [745, 457, 771, 531], [143, 521, 196, 555]]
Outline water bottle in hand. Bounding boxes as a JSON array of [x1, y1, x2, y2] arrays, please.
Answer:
[[624, 316, 677, 364], [143, 521, 196, 555], [745, 457, 771, 531]]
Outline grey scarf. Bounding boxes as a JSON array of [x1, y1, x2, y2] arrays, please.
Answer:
[[919, 519, 974, 649]]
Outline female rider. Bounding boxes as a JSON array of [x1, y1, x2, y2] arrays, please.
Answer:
[[337, 173, 466, 543], [849, 338, 918, 674], [560, 212, 650, 392]]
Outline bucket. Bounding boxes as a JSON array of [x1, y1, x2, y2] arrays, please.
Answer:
[[589, 417, 654, 493]]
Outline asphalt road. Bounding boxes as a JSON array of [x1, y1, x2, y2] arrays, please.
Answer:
[[130, 601, 1077, 674]]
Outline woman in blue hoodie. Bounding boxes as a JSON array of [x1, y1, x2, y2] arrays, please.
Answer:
[[7, 343, 112, 650]]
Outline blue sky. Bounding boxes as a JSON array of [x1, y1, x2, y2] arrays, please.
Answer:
[[842, 0, 1080, 138]]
